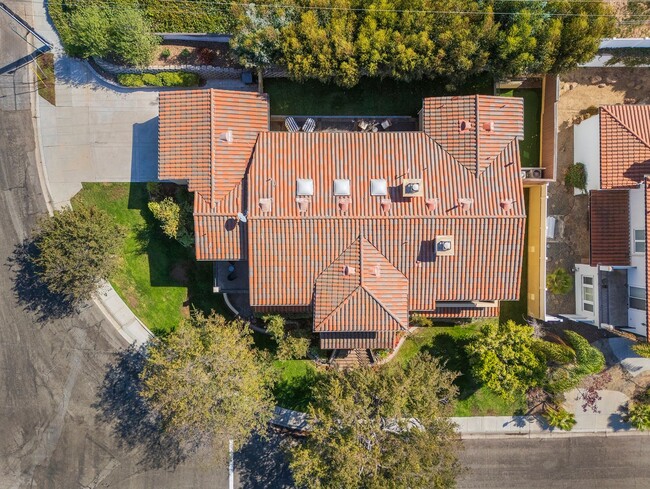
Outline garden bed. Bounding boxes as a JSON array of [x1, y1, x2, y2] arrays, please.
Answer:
[[117, 71, 203, 88], [36, 53, 56, 105], [154, 43, 240, 68]]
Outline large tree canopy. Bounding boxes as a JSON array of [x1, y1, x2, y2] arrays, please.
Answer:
[[289, 353, 462, 488], [231, 0, 615, 87], [140, 312, 275, 456]]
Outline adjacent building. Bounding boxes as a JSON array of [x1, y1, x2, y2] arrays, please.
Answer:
[[158, 89, 527, 351], [567, 105, 650, 337]]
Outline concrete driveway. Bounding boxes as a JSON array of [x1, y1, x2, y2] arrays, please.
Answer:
[[38, 58, 159, 207]]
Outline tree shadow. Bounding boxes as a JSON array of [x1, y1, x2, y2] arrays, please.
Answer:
[[235, 432, 294, 489], [6, 240, 75, 322], [421, 332, 477, 401], [273, 366, 321, 413], [93, 344, 188, 469]]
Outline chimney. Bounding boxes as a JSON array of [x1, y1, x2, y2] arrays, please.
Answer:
[[425, 198, 439, 212], [380, 199, 392, 213], [459, 120, 472, 132], [258, 198, 272, 213], [500, 198, 515, 211], [220, 130, 234, 143], [482, 121, 494, 132], [458, 198, 473, 211], [338, 197, 351, 212], [343, 265, 356, 276]]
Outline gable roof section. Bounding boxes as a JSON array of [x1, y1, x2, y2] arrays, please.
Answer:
[[600, 105, 650, 189], [158, 89, 269, 207], [314, 237, 409, 333], [645, 176, 650, 340], [589, 189, 630, 267], [421, 95, 524, 176]]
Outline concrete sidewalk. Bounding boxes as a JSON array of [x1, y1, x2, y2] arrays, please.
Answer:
[[93, 282, 153, 346]]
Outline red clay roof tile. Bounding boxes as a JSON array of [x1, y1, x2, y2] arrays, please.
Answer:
[[589, 189, 630, 267]]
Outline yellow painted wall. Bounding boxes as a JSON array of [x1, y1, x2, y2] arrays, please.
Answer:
[[526, 184, 547, 319]]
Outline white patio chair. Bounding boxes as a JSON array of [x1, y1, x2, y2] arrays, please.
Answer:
[[302, 118, 316, 132], [285, 117, 299, 132]]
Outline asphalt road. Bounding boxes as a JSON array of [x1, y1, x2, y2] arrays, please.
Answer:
[[460, 436, 650, 488]]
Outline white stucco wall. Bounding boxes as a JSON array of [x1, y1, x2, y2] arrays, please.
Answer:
[[628, 186, 647, 335], [573, 115, 600, 195], [573, 264, 600, 325]]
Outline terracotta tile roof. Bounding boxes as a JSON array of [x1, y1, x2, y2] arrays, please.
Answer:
[[421, 95, 524, 175], [314, 237, 409, 333], [319, 331, 399, 350], [158, 89, 268, 205], [600, 105, 650, 189], [589, 189, 630, 266]]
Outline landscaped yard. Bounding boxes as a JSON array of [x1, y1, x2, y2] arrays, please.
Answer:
[[395, 325, 527, 417], [265, 75, 494, 116], [72, 183, 227, 335], [499, 88, 542, 168]]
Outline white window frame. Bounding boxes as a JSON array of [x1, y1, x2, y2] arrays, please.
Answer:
[[582, 276, 595, 314], [633, 229, 645, 254], [630, 286, 647, 311]]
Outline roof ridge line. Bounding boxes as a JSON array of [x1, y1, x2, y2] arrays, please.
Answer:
[[314, 285, 361, 332], [602, 106, 650, 152], [360, 286, 407, 330], [475, 94, 480, 176], [209, 89, 215, 208], [361, 237, 408, 280], [247, 215, 527, 220]]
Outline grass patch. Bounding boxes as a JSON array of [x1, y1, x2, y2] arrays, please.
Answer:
[[36, 53, 56, 105], [265, 74, 494, 116], [499, 187, 529, 324], [633, 343, 650, 358], [395, 325, 526, 416], [499, 88, 542, 168], [72, 183, 228, 335]]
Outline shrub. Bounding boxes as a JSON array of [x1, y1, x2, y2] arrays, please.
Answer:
[[547, 268, 573, 295], [262, 314, 310, 361], [532, 339, 576, 365], [632, 343, 650, 358], [68, 5, 109, 58], [179, 48, 191, 61], [465, 320, 546, 401], [148, 197, 181, 239], [141, 73, 159, 85], [565, 330, 605, 375], [565, 162, 588, 192], [160, 48, 171, 59], [410, 314, 433, 328], [116, 73, 145, 87], [626, 402, 650, 430], [108, 7, 159, 66], [543, 407, 576, 431], [31, 205, 124, 303]]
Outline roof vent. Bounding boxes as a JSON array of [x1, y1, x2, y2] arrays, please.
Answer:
[[371, 264, 381, 277], [220, 130, 233, 143], [402, 178, 423, 198], [343, 265, 356, 276], [380, 199, 392, 213], [459, 120, 473, 132], [425, 198, 439, 212], [296, 197, 310, 212], [333, 179, 351, 196], [258, 198, 272, 213], [296, 178, 314, 196], [338, 197, 351, 212], [370, 179, 388, 196], [435, 235, 454, 256], [500, 198, 515, 211], [458, 198, 473, 211], [482, 121, 494, 132]]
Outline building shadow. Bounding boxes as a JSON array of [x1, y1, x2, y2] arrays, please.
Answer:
[[131, 118, 159, 183], [6, 240, 75, 322], [93, 344, 188, 469], [235, 432, 295, 489]]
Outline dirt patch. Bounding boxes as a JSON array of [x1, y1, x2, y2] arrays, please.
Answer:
[[155, 43, 242, 68], [608, 0, 650, 37]]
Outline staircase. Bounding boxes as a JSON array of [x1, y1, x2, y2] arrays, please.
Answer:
[[330, 349, 374, 369]]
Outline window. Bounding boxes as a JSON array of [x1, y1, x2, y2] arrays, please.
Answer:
[[630, 286, 647, 311], [634, 229, 645, 253], [582, 276, 594, 313]]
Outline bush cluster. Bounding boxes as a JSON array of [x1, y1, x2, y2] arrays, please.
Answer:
[[632, 343, 650, 358], [546, 268, 574, 295], [543, 407, 576, 431], [546, 331, 605, 393], [263, 314, 310, 361], [147, 186, 195, 248], [565, 162, 588, 192], [117, 71, 202, 88]]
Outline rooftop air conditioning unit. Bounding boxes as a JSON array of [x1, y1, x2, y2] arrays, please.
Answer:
[[402, 178, 423, 198]]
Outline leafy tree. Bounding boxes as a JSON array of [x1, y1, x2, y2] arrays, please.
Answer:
[[465, 320, 546, 401], [263, 314, 310, 361], [140, 311, 275, 455], [107, 7, 159, 66], [289, 353, 462, 488], [148, 191, 194, 248], [68, 5, 109, 58], [31, 205, 124, 303]]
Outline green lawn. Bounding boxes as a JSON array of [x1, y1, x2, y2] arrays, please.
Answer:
[[499, 88, 542, 168], [265, 74, 494, 116], [395, 326, 527, 417], [72, 183, 228, 335], [499, 187, 530, 325]]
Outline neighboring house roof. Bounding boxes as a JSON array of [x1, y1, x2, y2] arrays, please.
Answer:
[[589, 189, 630, 267], [600, 105, 650, 189], [645, 176, 650, 340], [158, 91, 527, 349], [158, 89, 269, 260]]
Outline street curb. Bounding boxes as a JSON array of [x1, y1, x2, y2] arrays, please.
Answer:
[[459, 429, 649, 439]]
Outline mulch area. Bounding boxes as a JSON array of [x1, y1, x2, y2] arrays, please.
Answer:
[[542, 318, 615, 344], [155, 43, 242, 68]]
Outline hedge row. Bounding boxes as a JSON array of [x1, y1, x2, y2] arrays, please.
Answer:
[[117, 72, 202, 88]]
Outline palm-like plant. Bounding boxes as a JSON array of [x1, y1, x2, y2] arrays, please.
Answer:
[[546, 268, 574, 295], [626, 402, 650, 431], [543, 407, 577, 431]]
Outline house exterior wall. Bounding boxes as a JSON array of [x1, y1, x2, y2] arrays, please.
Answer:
[[573, 115, 600, 195], [527, 184, 547, 320], [629, 186, 647, 334]]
